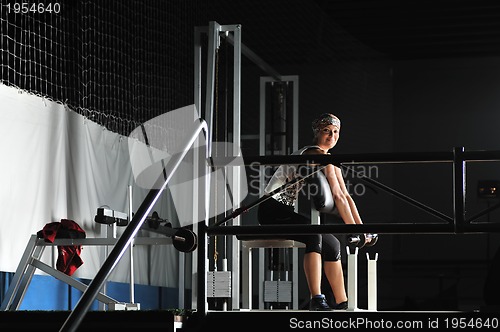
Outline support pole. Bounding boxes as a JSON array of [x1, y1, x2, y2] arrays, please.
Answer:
[[346, 246, 358, 311], [453, 146, 466, 233], [367, 252, 378, 311], [230, 23, 242, 311], [128, 185, 135, 305]]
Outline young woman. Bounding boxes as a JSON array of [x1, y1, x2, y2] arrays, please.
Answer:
[[257, 113, 365, 310]]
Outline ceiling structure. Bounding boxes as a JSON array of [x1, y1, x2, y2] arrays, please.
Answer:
[[205, 0, 500, 64]]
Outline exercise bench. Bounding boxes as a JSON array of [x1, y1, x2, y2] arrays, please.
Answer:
[[238, 168, 337, 310]]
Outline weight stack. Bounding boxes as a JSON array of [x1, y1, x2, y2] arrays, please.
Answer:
[[264, 280, 292, 303], [207, 271, 232, 298]]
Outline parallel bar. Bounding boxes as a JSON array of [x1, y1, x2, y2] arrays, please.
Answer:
[[211, 151, 455, 167], [208, 223, 500, 236], [211, 149, 500, 166], [33, 237, 173, 246], [208, 223, 454, 236]]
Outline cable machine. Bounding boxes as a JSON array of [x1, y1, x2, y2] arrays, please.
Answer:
[[194, 21, 243, 312], [194, 21, 300, 311]]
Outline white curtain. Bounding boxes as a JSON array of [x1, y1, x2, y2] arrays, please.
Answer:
[[0, 84, 184, 288]]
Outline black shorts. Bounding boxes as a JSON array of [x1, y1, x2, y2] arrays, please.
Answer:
[[257, 197, 341, 261]]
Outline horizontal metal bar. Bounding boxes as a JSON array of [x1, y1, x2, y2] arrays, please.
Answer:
[[35, 237, 173, 246], [207, 222, 500, 235], [462, 150, 500, 162], [461, 222, 500, 232], [208, 223, 452, 235], [210, 149, 500, 167], [211, 151, 455, 167]]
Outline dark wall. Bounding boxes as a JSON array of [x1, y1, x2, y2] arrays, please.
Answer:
[[394, 57, 500, 152], [392, 57, 500, 227], [389, 57, 500, 310]]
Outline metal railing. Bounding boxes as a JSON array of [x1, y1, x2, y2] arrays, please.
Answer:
[[60, 118, 210, 332], [197, 147, 500, 313]]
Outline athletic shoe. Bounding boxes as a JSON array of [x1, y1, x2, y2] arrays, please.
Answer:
[[309, 294, 332, 311], [331, 301, 348, 310]]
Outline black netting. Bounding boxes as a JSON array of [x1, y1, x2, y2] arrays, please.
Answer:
[[0, 0, 207, 136]]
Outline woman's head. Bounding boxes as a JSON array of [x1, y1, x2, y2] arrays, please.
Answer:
[[312, 113, 341, 149], [312, 113, 340, 135]]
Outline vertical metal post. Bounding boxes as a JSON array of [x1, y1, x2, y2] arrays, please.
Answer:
[[240, 243, 252, 309], [258, 76, 269, 312], [290, 76, 299, 152], [196, 123, 212, 314], [193, 26, 204, 116], [258, 248, 265, 310], [230, 23, 242, 311], [453, 146, 466, 233], [196, 221, 208, 314], [292, 248, 299, 309], [192, 27, 202, 311], [367, 253, 378, 311], [347, 246, 358, 311], [193, 22, 218, 315], [0, 235, 39, 310], [204, 21, 220, 150], [128, 186, 135, 305]]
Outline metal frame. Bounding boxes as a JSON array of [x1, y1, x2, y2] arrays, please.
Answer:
[[195, 21, 242, 312], [345, 247, 378, 312], [240, 239, 305, 310], [1, 235, 173, 311], [207, 147, 500, 237], [200, 147, 500, 316]]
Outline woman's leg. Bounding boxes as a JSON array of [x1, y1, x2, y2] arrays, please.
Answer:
[[321, 234, 347, 304], [323, 260, 347, 304], [304, 252, 322, 296]]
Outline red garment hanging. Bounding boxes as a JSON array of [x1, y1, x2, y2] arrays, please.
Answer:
[[37, 219, 86, 276]]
